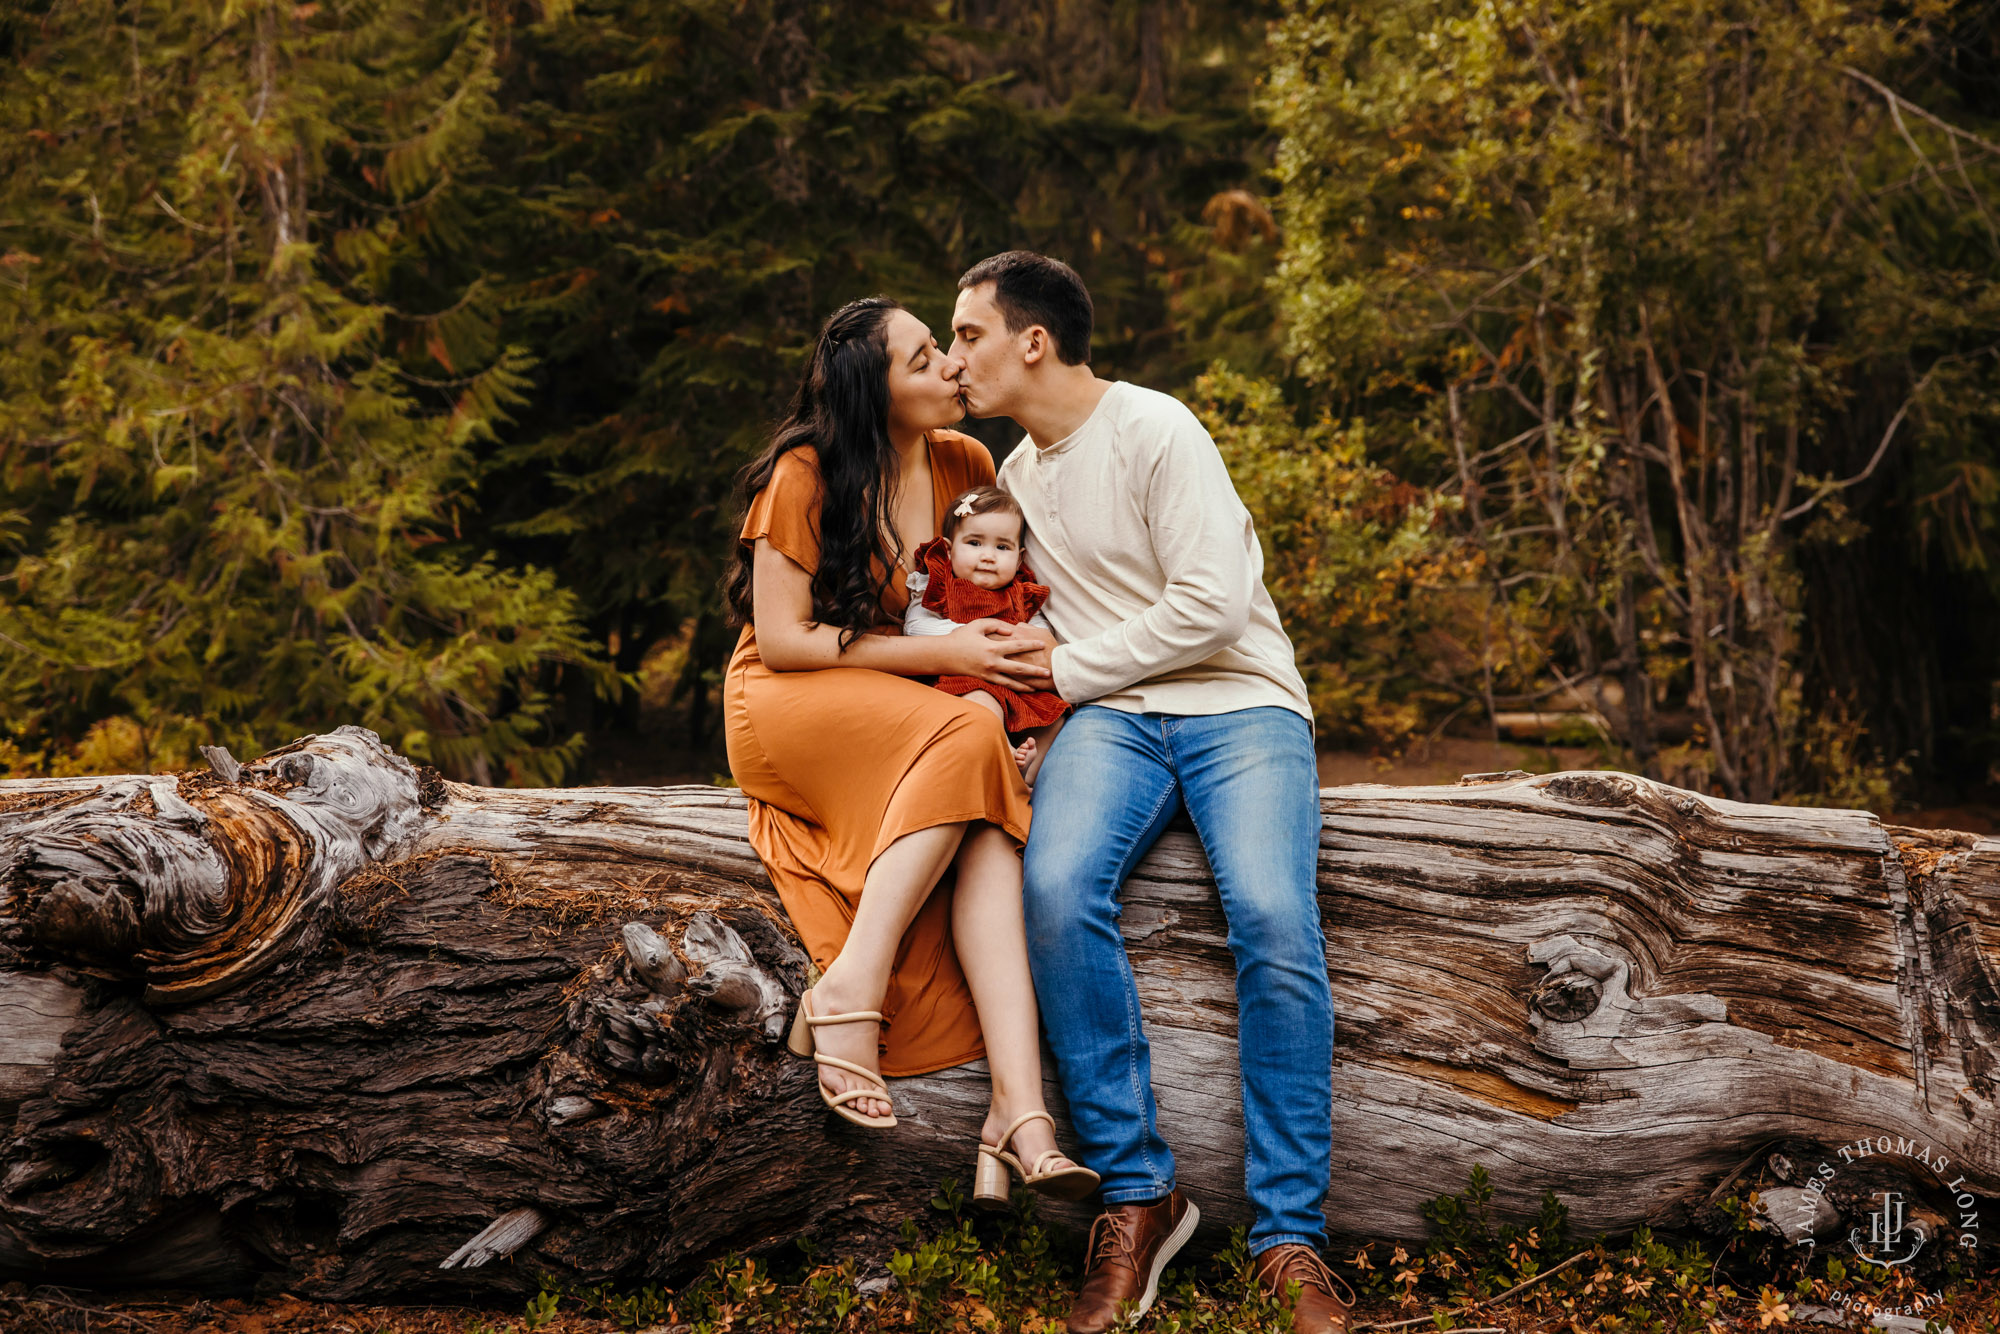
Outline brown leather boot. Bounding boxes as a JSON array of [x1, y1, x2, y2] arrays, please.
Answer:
[[1252, 1242, 1357, 1334], [1063, 1189, 1200, 1332]]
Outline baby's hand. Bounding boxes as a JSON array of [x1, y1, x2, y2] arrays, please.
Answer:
[[1012, 736, 1038, 780]]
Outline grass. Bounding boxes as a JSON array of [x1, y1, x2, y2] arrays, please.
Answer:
[[4, 1168, 1996, 1334], [510, 1166, 1999, 1333]]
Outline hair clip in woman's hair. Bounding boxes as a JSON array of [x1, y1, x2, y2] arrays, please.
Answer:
[[953, 496, 977, 517]]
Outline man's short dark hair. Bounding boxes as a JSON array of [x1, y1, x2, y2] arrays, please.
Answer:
[[957, 251, 1093, 366]]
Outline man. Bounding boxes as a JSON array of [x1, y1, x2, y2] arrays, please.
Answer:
[[949, 251, 1351, 1334]]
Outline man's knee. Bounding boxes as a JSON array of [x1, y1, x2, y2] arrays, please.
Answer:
[[1224, 877, 1326, 960], [1020, 838, 1073, 916], [1022, 836, 1111, 942]]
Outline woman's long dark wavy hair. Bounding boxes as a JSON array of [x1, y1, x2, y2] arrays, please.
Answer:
[[723, 297, 908, 648]]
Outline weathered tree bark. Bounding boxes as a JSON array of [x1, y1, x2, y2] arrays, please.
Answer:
[[2, 729, 1997, 1298]]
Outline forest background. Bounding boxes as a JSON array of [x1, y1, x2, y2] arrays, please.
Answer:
[[1, 0, 1997, 813]]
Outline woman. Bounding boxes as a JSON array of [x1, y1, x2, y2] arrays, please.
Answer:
[[721, 296, 1092, 1203]]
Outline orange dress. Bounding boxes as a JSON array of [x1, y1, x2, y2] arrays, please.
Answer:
[[722, 429, 1033, 1076]]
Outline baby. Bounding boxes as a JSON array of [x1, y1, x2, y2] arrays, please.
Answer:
[[904, 486, 1069, 783]]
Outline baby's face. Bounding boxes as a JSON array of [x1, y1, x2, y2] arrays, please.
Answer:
[[949, 511, 1025, 590]]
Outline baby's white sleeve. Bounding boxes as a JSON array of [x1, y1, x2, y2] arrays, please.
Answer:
[[902, 571, 957, 637], [1027, 608, 1055, 634]]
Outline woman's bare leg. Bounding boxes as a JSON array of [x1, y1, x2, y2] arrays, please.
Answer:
[[810, 821, 968, 1120], [952, 822, 1075, 1173]]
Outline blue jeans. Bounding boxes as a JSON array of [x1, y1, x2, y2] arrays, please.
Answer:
[[1022, 704, 1333, 1257]]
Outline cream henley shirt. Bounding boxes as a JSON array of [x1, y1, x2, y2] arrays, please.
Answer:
[[995, 380, 1313, 722]]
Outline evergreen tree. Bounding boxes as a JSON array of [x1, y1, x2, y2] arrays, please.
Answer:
[[462, 0, 1283, 767], [0, 0, 609, 783]]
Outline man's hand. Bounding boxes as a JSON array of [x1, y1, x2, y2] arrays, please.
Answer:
[[1011, 643, 1054, 677], [946, 621, 1054, 691], [973, 620, 1056, 692]]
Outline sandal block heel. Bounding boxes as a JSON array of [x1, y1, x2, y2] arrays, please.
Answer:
[[973, 1109, 1100, 1208], [972, 1146, 1014, 1210], [786, 996, 814, 1057]]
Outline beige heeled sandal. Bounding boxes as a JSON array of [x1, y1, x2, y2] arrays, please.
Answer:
[[786, 986, 897, 1129], [972, 1108, 1100, 1208]]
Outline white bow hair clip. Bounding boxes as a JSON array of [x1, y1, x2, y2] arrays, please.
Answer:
[[953, 496, 977, 517]]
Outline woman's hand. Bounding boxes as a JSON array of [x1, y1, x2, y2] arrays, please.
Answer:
[[943, 620, 1054, 691]]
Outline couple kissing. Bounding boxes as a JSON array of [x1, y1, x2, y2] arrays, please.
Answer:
[[720, 251, 1352, 1333]]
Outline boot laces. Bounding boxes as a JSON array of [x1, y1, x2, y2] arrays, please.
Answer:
[[1266, 1245, 1357, 1307], [1086, 1209, 1144, 1273]]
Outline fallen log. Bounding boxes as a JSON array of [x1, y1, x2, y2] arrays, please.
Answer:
[[1, 727, 1996, 1298]]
